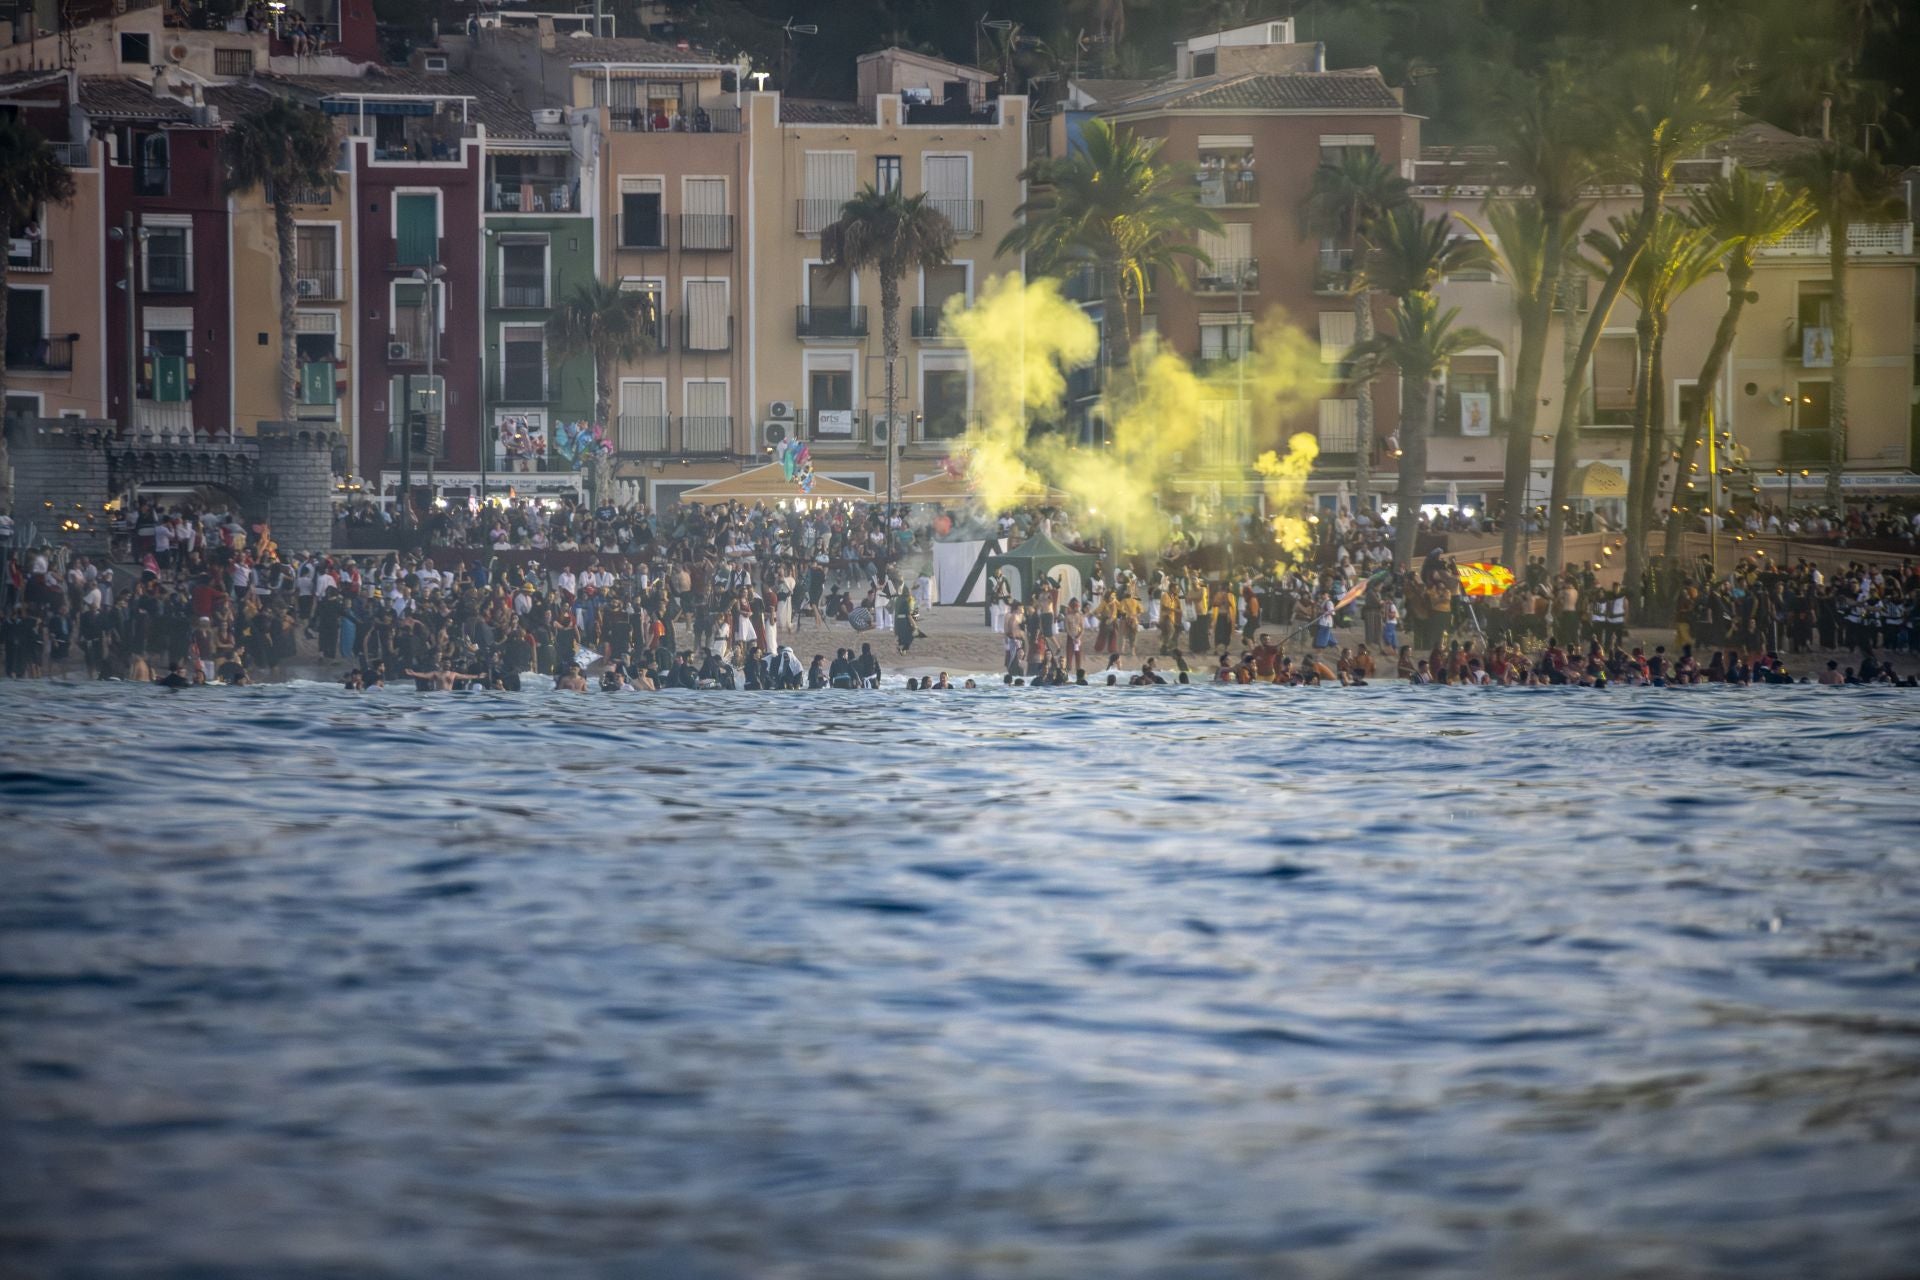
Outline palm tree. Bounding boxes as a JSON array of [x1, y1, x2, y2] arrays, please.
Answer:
[[223, 96, 340, 426], [1778, 141, 1905, 512], [548, 280, 663, 498], [820, 185, 956, 507], [1543, 45, 1741, 576], [1585, 209, 1723, 598], [1301, 150, 1411, 511], [1662, 170, 1814, 567], [1476, 68, 1602, 569], [1360, 204, 1488, 305], [1001, 117, 1220, 375], [1352, 293, 1500, 565]]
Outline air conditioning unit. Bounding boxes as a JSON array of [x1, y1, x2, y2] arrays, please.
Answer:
[[767, 399, 795, 420], [763, 421, 789, 446], [296, 277, 320, 297], [387, 341, 412, 361], [869, 414, 895, 446]]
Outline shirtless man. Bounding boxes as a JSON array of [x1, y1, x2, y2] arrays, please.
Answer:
[[404, 651, 484, 691], [554, 662, 589, 692]]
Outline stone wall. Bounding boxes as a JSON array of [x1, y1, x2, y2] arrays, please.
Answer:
[[253, 422, 341, 555], [5, 420, 113, 557]]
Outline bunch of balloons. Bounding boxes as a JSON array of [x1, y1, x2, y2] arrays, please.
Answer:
[[552, 421, 613, 468], [774, 436, 814, 491]]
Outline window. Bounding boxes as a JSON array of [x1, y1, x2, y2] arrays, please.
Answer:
[[1191, 50, 1216, 77], [134, 132, 169, 196], [4, 288, 45, 368], [294, 225, 338, 298], [807, 353, 855, 438], [1318, 398, 1359, 453], [1198, 400, 1250, 469], [142, 222, 192, 293], [920, 263, 968, 335], [923, 154, 972, 234], [921, 353, 969, 439], [394, 193, 438, 266], [215, 47, 255, 77], [875, 155, 901, 194], [390, 281, 440, 354], [1443, 234, 1495, 284], [683, 279, 729, 351], [1797, 283, 1833, 365], [1443, 355, 1500, 436], [120, 32, 151, 63], [499, 325, 546, 401], [388, 375, 445, 457], [1795, 380, 1830, 431], [498, 239, 548, 308], [1197, 135, 1255, 207], [801, 151, 856, 234], [617, 379, 667, 452], [1199, 313, 1253, 363], [1197, 224, 1254, 290], [140, 309, 192, 402], [1317, 311, 1356, 364], [683, 176, 728, 249], [1590, 334, 1636, 425], [618, 277, 667, 347], [807, 262, 851, 309], [1319, 133, 1376, 165], [683, 379, 730, 451], [620, 177, 664, 248], [296, 315, 337, 407]]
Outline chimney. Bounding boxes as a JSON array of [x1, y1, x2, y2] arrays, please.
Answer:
[[536, 15, 556, 51]]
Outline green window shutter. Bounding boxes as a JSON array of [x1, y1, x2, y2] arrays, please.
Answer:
[[153, 355, 188, 403], [396, 194, 438, 266], [301, 361, 335, 406]]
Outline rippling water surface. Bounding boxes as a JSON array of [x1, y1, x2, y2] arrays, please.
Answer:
[[2, 682, 1918, 1279]]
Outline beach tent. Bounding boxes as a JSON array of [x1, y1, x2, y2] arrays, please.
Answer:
[[933, 538, 989, 604], [677, 463, 873, 506], [983, 532, 1100, 605]]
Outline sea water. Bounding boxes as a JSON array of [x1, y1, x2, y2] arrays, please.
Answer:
[[2, 681, 1917, 1278]]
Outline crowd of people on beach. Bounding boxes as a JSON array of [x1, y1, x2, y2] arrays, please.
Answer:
[[4, 490, 1917, 692]]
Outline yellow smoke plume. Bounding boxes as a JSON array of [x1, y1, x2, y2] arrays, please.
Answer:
[[1256, 433, 1321, 573], [951, 275, 1324, 557]]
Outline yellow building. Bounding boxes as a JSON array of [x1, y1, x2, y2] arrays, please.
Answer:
[[744, 50, 1028, 504]]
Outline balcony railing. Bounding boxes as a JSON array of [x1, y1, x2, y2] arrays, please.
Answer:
[[1763, 223, 1914, 258], [7, 235, 50, 272], [387, 312, 433, 362], [680, 213, 734, 251], [293, 267, 343, 301], [144, 252, 194, 294], [288, 184, 334, 206], [796, 305, 867, 339], [616, 414, 670, 454], [48, 140, 89, 167], [608, 105, 742, 134], [1197, 173, 1258, 207], [1780, 429, 1832, 464], [1196, 258, 1259, 293], [1313, 249, 1354, 296], [796, 197, 849, 235], [487, 180, 579, 214], [618, 217, 666, 251], [925, 198, 982, 237], [911, 305, 966, 339], [681, 415, 733, 454], [903, 100, 997, 125], [497, 278, 549, 309], [4, 335, 76, 372], [681, 314, 734, 353]]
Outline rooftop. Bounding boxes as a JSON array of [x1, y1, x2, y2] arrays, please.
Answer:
[[491, 27, 730, 68], [262, 69, 547, 138], [1100, 68, 1402, 115], [779, 97, 874, 125], [79, 75, 270, 121]]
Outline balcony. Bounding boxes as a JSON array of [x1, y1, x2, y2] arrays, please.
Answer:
[[1197, 173, 1258, 207], [618, 216, 666, 251], [796, 198, 848, 236], [1196, 258, 1259, 295], [1763, 223, 1913, 258], [608, 104, 742, 134], [681, 313, 734, 354], [1313, 249, 1355, 296], [616, 414, 670, 455], [5, 335, 77, 373], [487, 179, 579, 214], [926, 198, 982, 237], [386, 310, 434, 363], [48, 140, 89, 167], [497, 277, 549, 309], [796, 305, 868, 339], [7, 235, 51, 272], [911, 305, 966, 339], [681, 415, 733, 454], [143, 252, 194, 294], [293, 267, 344, 301], [1066, 364, 1103, 403], [1780, 429, 1832, 465], [288, 184, 333, 206], [680, 214, 734, 252]]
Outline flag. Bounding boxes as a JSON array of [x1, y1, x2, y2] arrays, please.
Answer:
[[1456, 562, 1515, 597]]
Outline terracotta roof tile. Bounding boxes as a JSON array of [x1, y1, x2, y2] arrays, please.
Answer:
[[1102, 68, 1401, 114]]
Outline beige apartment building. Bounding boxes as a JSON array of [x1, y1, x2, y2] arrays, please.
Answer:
[[229, 179, 355, 445], [1418, 123, 1919, 518], [744, 51, 1027, 502]]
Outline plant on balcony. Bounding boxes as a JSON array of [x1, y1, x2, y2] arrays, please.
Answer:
[[1662, 169, 1813, 568], [1585, 209, 1723, 598], [1351, 293, 1499, 565], [224, 96, 340, 425], [0, 115, 76, 447], [819, 185, 955, 501], [1302, 149, 1412, 514], [1001, 117, 1219, 375], [548, 280, 662, 493], [1779, 139, 1905, 513], [1543, 44, 1740, 577]]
